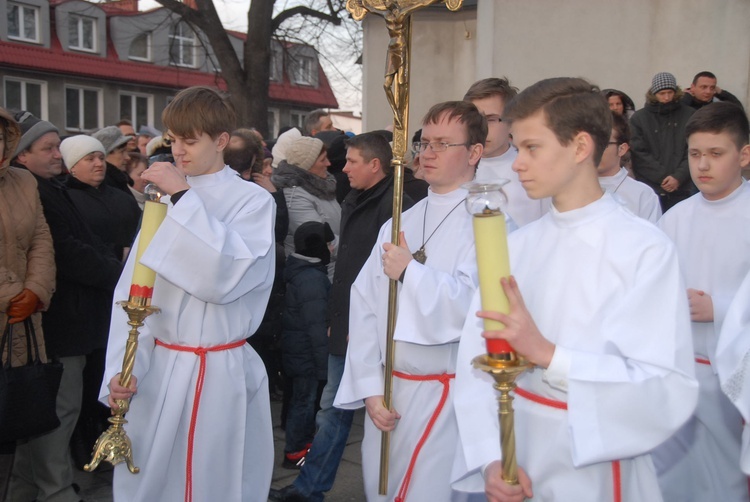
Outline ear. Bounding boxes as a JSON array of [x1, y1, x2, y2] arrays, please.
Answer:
[[369, 157, 381, 173], [573, 131, 595, 164], [617, 142, 630, 158], [216, 131, 230, 152], [468, 143, 483, 167], [740, 144, 750, 169]]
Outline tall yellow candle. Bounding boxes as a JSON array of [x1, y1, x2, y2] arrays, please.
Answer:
[[473, 209, 513, 355], [129, 200, 167, 301]]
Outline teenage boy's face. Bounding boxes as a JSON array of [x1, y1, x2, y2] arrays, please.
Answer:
[[688, 131, 750, 201], [419, 114, 482, 194], [471, 95, 510, 158], [169, 131, 229, 177], [511, 111, 582, 202]]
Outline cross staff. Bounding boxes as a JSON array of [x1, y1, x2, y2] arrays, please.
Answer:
[[345, 0, 463, 494]]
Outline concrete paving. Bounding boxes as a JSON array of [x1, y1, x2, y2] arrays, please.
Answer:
[[73, 400, 366, 501]]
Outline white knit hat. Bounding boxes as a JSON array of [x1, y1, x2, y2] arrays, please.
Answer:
[[271, 127, 302, 168], [60, 135, 105, 169], [286, 136, 324, 171]]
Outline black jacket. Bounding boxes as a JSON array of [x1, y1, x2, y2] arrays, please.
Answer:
[[65, 176, 141, 260], [630, 95, 695, 191], [281, 255, 330, 380], [328, 175, 414, 356], [104, 162, 134, 197], [30, 174, 122, 357], [681, 90, 744, 111]]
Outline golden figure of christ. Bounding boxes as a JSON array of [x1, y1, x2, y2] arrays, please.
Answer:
[[346, 0, 463, 135]]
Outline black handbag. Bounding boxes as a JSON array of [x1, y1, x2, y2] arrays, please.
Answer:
[[0, 318, 63, 442]]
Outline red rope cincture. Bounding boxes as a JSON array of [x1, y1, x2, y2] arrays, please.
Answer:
[[695, 357, 711, 365], [391, 370, 455, 502], [155, 338, 247, 502], [514, 387, 622, 502]]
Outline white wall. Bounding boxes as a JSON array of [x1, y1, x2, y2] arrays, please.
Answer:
[[361, 0, 750, 135], [362, 8, 477, 138]]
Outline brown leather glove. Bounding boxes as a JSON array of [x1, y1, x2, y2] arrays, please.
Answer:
[[7, 289, 40, 324]]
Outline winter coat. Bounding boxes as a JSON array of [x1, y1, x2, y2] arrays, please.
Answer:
[[66, 175, 141, 261], [0, 109, 55, 365], [281, 254, 330, 380], [328, 175, 414, 356], [272, 160, 341, 278], [630, 90, 695, 192], [104, 161, 134, 197], [27, 173, 122, 358]]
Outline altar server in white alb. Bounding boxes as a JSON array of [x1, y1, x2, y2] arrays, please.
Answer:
[[101, 86, 276, 502], [463, 77, 547, 227], [654, 102, 750, 502], [717, 269, 750, 476], [334, 101, 482, 501], [597, 112, 662, 223], [452, 78, 698, 502]]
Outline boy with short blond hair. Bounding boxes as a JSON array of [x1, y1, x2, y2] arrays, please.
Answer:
[[654, 102, 750, 502], [102, 86, 276, 502], [597, 112, 661, 223], [453, 78, 698, 502]]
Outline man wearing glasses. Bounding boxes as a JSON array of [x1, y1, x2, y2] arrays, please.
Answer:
[[464, 78, 548, 226], [334, 101, 482, 501]]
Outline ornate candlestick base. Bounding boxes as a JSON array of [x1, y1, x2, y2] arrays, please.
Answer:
[[83, 298, 160, 473], [472, 354, 532, 485]]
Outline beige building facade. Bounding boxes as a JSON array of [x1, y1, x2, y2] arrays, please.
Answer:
[[361, 0, 750, 137]]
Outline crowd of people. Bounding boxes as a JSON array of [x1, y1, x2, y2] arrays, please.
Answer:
[[0, 68, 748, 502]]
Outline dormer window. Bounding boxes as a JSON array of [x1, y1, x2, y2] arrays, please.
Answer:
[[129, 32, 151, 61], [7, 2, 40, 43], [169, 22, 196, 68], [69, 14, 96, 52], [290, 55, 315, 86]]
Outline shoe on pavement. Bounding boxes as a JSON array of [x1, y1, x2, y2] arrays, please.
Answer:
[[268, 484, 308, 501]]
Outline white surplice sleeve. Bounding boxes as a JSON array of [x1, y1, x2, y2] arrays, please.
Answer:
[[141, 187, 275, 305], [549, 240, 699, 466], [716, 270, 750, 474], [334, 233, 387, 410], [395, 253, 478, 346]]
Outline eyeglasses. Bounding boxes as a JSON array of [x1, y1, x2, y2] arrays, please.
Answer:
[[412, 141, 471, 153]]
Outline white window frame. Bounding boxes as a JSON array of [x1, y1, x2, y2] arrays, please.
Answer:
[[290, 55, 315, 86], [64, 85, 102, 132], [7, 2, 40, 43], [169, 22, 196, 68], [3, 77, 48, 120], [69, 14, 97, 53], [128, 32, 152, 62], [267, 108, 280, 139], [119, 92, 154, 130], [289, 110, 306, 130]]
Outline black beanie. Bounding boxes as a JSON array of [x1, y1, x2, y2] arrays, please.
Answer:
[[294, 221, 334, 265]]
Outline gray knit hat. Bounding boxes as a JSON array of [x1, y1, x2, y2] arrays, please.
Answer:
[[60, 135, 105, 170], [12, 111, 59, 158], [650, 72, 677, 94], [92, 125, 132, 154], [286, 136, 324, 171]]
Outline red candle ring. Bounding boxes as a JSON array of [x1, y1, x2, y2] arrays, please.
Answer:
[[129, 284, 155, 299], [487, 338, 514, 355]]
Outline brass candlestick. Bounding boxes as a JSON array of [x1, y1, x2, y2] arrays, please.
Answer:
[[84, 297, 159, 473], [472, 355, 532, 484]]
